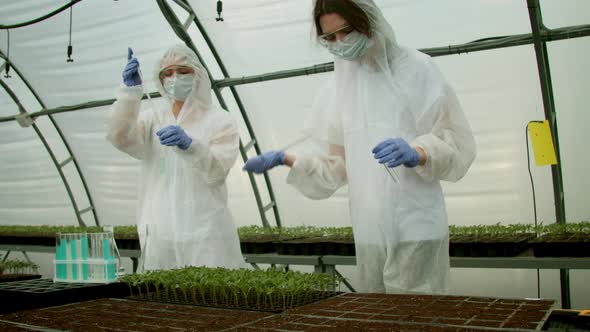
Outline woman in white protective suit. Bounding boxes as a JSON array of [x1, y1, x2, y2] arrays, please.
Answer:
[[107, 44, 245, 271], [243, 0, 476, 294]]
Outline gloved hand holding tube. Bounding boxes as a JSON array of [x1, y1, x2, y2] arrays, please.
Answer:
[[372, 138, 424, 168], [156, 125, 193, 150], [242, 150, 287, 174], [122, 47, 142, 87]]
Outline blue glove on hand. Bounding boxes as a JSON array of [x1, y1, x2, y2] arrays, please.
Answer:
[[242, 151, 286, 174], [156, 125, 192, 150], [372, 138, 420, 168], [122, 47, 142, 87]]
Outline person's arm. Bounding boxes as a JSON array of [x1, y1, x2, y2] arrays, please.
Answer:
[[411, 86, 476, 182], [106, 85, 152, 160], [286, 144, 347, 200], [177, 118, 239, 186]]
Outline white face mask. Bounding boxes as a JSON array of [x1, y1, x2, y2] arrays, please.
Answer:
[[327, 31, 372, 60], [163, 74, 195, 100]]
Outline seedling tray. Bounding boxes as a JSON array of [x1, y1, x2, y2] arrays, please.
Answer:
[[541, 309, 590, 331], [240, 239, 278, 254], [450, 234, 534, 257], [274, 293, 555, 331], [531, 234, 590, 257], [0, 235, 54, 247], [0, 278, 129, 314], [0, 298, 274, 331], [0, 293, 556, 331], [0, 233, 140, 252], [129, 286, 340, 313], [276, 238, 356, 256], [0, 274, 41, 283]]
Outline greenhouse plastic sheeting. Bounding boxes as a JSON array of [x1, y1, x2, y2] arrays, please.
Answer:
[[0, 0, 588, 227]]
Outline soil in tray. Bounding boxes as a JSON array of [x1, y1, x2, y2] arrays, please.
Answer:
[[276, 237, 356, 256], [240, 315, 513, 332], [449, 234, 534, 257], [282, 293, 554, 331], [0, 320, 37, 332], [0, 298, 274, 331], [0, 293, 555, 331], [531, 234, 590, 257]]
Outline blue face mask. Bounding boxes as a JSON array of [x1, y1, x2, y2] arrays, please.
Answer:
[[327, 31, 372, 60]]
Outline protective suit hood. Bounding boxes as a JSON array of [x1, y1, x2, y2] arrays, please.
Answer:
[[153, 44, 212, 119]]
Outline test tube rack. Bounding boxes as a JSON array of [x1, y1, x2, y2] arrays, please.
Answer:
[[54, 232, 120, 284]]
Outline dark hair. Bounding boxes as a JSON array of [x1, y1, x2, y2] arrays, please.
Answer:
[[313, 0, 371, 37]]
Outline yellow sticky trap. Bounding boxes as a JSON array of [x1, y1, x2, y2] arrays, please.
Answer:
[[529, 120, 557, 166]]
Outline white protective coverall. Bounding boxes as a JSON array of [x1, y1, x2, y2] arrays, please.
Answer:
[[106, 45, 245, 271], [287, 0, 476, 294]]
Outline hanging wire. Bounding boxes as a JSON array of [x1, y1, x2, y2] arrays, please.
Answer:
[[526, 120, 543, 299], [216, 0, 224, 22], [66, 6, 74, 62], [0, 0, 81, 30], [4, 30, 11, 78], [525, 122, 541, 235]]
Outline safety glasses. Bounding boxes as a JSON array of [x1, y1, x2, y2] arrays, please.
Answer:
[[159, 66, 194, 80], [318, 24, 354, 46]]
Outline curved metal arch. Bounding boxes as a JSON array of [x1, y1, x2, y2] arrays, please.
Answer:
[[1, 23, 588, 121], [0, 52, 99, 226], [0, 0, 82, 30], [0, 77, 88, 227], [0, 1, 99, 226], [156, 0, 282, 228]]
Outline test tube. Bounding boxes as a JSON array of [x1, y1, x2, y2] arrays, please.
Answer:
[[384, 164, 400, 183], [64, 234, 71, 281], [90, 233, 96, 281], [81, 234, 89, 280], [70, 234, 79, 281], [99, 233, 106, 280], [94, 233, 100, 280], [103, 234, 116, 281], [55, 234, 67, 280]]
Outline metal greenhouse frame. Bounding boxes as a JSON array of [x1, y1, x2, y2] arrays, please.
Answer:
[[0, 0, 589, 308]]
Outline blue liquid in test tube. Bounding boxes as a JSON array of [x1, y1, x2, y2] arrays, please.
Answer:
[[103, 238, 116, 280], [70, 237, 78, 281], [56, 236, 67, 280]]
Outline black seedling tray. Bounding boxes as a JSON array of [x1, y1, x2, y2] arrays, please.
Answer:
[[449, 240, 531, 257], [531, 234, 590, 257], [240, 240, 278, 254], [449, 234, 533, 257], [275, 240, 355, 256], [0, 278, 129, 314], [0, 274, 42, 283], [542, 310, 590, 331]]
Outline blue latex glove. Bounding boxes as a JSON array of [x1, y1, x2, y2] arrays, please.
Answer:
[[372, 138, 420, 168], [122, 47, 142, 87], [242, 151, 286, 174], [156, 125, 193, 150]]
